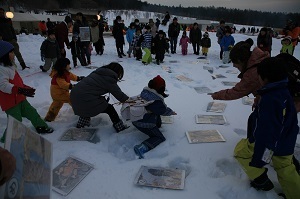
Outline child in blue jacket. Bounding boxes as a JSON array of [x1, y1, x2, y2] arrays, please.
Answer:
[[133, 75, 176, 158], [234, 57, 300, 199], [220, 26, 235, 64], [126, 22, 135, 58]]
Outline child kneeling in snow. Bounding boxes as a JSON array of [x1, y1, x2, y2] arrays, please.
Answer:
[[234, 57, 300, 199], [133, 75, 176, 158]]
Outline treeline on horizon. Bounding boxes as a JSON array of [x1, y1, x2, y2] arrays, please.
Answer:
[[7, 0, 300, 28]]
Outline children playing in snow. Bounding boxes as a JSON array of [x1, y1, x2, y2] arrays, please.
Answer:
[[220, 26, 235, 64], [179, 31, 190, 55], [133, 75, 176, 159], [280, 36, 293, 55], [70, 62, 129, 132], [0, 40, 53, 140], [137, 25, 152, 65], [200, 32, 211, 56], [131, 28, 142, 61], [234, 57, 300, 199], [44, 58, 84, 122], [153, 30, 168, 65], [40, 29, 61, 72]]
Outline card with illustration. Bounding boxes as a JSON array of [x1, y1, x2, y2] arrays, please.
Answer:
[[161, 116, 174, 124], [226, 70, 238, 74], [221, 81, 238, 86], [60, 128, 98, 141], [176, 75, 193, 82], [206, 102, 226, 113], [134, 166, 185, 190], [79, 27, 91, 41], [0, 116, 52, 199], [194, 86, 213, 94], [52, 156, 94, 196], [212, 74, 226, 79], [195, 115, 226, 125], [218, 65, 230, 68], [186, 130, 226, 144]]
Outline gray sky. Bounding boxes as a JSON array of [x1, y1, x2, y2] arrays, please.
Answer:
[[143, 0, 300, 13]]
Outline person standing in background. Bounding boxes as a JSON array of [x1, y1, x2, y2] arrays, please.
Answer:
[[216, 19, 225, 60], [55, 16, 73, 58], [168, 17, 180, 54], [189, 22, 202, 55], [0, 8, 29, 70]]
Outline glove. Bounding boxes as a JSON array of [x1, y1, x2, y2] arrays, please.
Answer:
[[41, 55, 45, 62], [77, 76, 85, 81], [18, 87, 36, 97]]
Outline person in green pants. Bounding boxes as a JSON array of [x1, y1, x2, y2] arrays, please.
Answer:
[[234, 57, 300, 199], [0, 41, 53, 143]]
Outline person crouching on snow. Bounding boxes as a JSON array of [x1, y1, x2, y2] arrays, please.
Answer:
[[70, 62, 129, 132], [133, 75, 176, 159], [44, 58, 84, 122], [0, 40, 53, 142]]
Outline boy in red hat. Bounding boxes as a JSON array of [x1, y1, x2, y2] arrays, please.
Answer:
[[133, 75, 176, 158]]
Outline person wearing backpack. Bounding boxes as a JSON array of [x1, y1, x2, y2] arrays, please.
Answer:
[[133, 75, 176, 159], [234, 57, 300, 199]]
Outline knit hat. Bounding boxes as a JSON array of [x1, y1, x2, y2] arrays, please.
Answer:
[[158, 30, 164, 35], [148, 75, 168, 97], [0, 40, 14, 59]]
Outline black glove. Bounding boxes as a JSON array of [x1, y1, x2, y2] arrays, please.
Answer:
[[77, 76, 85, 81], [18, 87, 35, 97]]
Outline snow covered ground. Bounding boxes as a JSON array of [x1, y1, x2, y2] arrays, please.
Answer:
[[1, 28, 300, 199]]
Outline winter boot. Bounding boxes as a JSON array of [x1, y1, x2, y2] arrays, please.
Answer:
[[40, 65, 47, 72], [36, 126, 54, 134], [20, 62, 29, 70], [134, 143, 149, 159], [113, 120, 129, 133], [250, 169, 274, 191]]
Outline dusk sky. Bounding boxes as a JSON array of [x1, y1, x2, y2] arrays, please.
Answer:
[[143, 0, 300, 13]]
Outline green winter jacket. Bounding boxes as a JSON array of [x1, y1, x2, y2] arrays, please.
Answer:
[[280, 43, 293, 55]]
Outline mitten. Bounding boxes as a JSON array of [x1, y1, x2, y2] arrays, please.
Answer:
[[77, 76, 85, 81], [18, 87, 36, 97]]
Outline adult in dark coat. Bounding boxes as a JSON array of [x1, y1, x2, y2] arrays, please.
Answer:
[[216, 20, 226, 59], [189, 22, 202, 55], [112, 16, 126, 58], [0, 7, 28, 70], [257, 27, 272, 56], [70, 62, 129, 132], [168, 17, 180, 54], [55, 16, 73, 58], [73, 12, 91, 65]]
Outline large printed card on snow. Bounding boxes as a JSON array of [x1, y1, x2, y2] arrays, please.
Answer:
[[52, 156, 94, 196], [134, 166, 185, 190], [59, 128, 98, 141], [206, 102, 227, 113], [161, 116, 174, 124], [186, 130, 226, 144], [176, 75, 193, 82], [195, 115, 226, 125], [0, 116, 52, 199]]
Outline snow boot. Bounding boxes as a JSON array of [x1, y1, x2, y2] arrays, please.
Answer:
[[113, 120, 129, 133], [250, 169, 274, 191], [36, 126, 54, 134], [40, 65, 47, 72], [20, 62, 29, 70], [134, 143, 149, 159]]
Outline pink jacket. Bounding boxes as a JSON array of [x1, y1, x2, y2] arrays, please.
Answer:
[[180, 37, 190, 49], [212, 47, 269, 100]]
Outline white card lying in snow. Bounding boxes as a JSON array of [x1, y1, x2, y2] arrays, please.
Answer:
[[195, 115, 226, 125], [161, 116, 174, 124], [194, 86, 213, 94], [186, 130, 226, 143], [206, 102, 227, 113]]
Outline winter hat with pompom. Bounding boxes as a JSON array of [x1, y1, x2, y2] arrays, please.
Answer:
[[0, 40, 14, 59]]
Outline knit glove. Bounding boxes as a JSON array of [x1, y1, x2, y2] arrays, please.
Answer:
[[18, 87, 36, 97], [77, 76, 85, 81]]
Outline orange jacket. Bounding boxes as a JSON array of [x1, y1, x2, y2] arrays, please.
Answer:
[[49, 70, 77, 102], [287, 26, 300, 47]]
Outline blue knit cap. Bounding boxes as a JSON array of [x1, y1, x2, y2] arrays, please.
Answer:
[[0, 41, 14, 59]]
